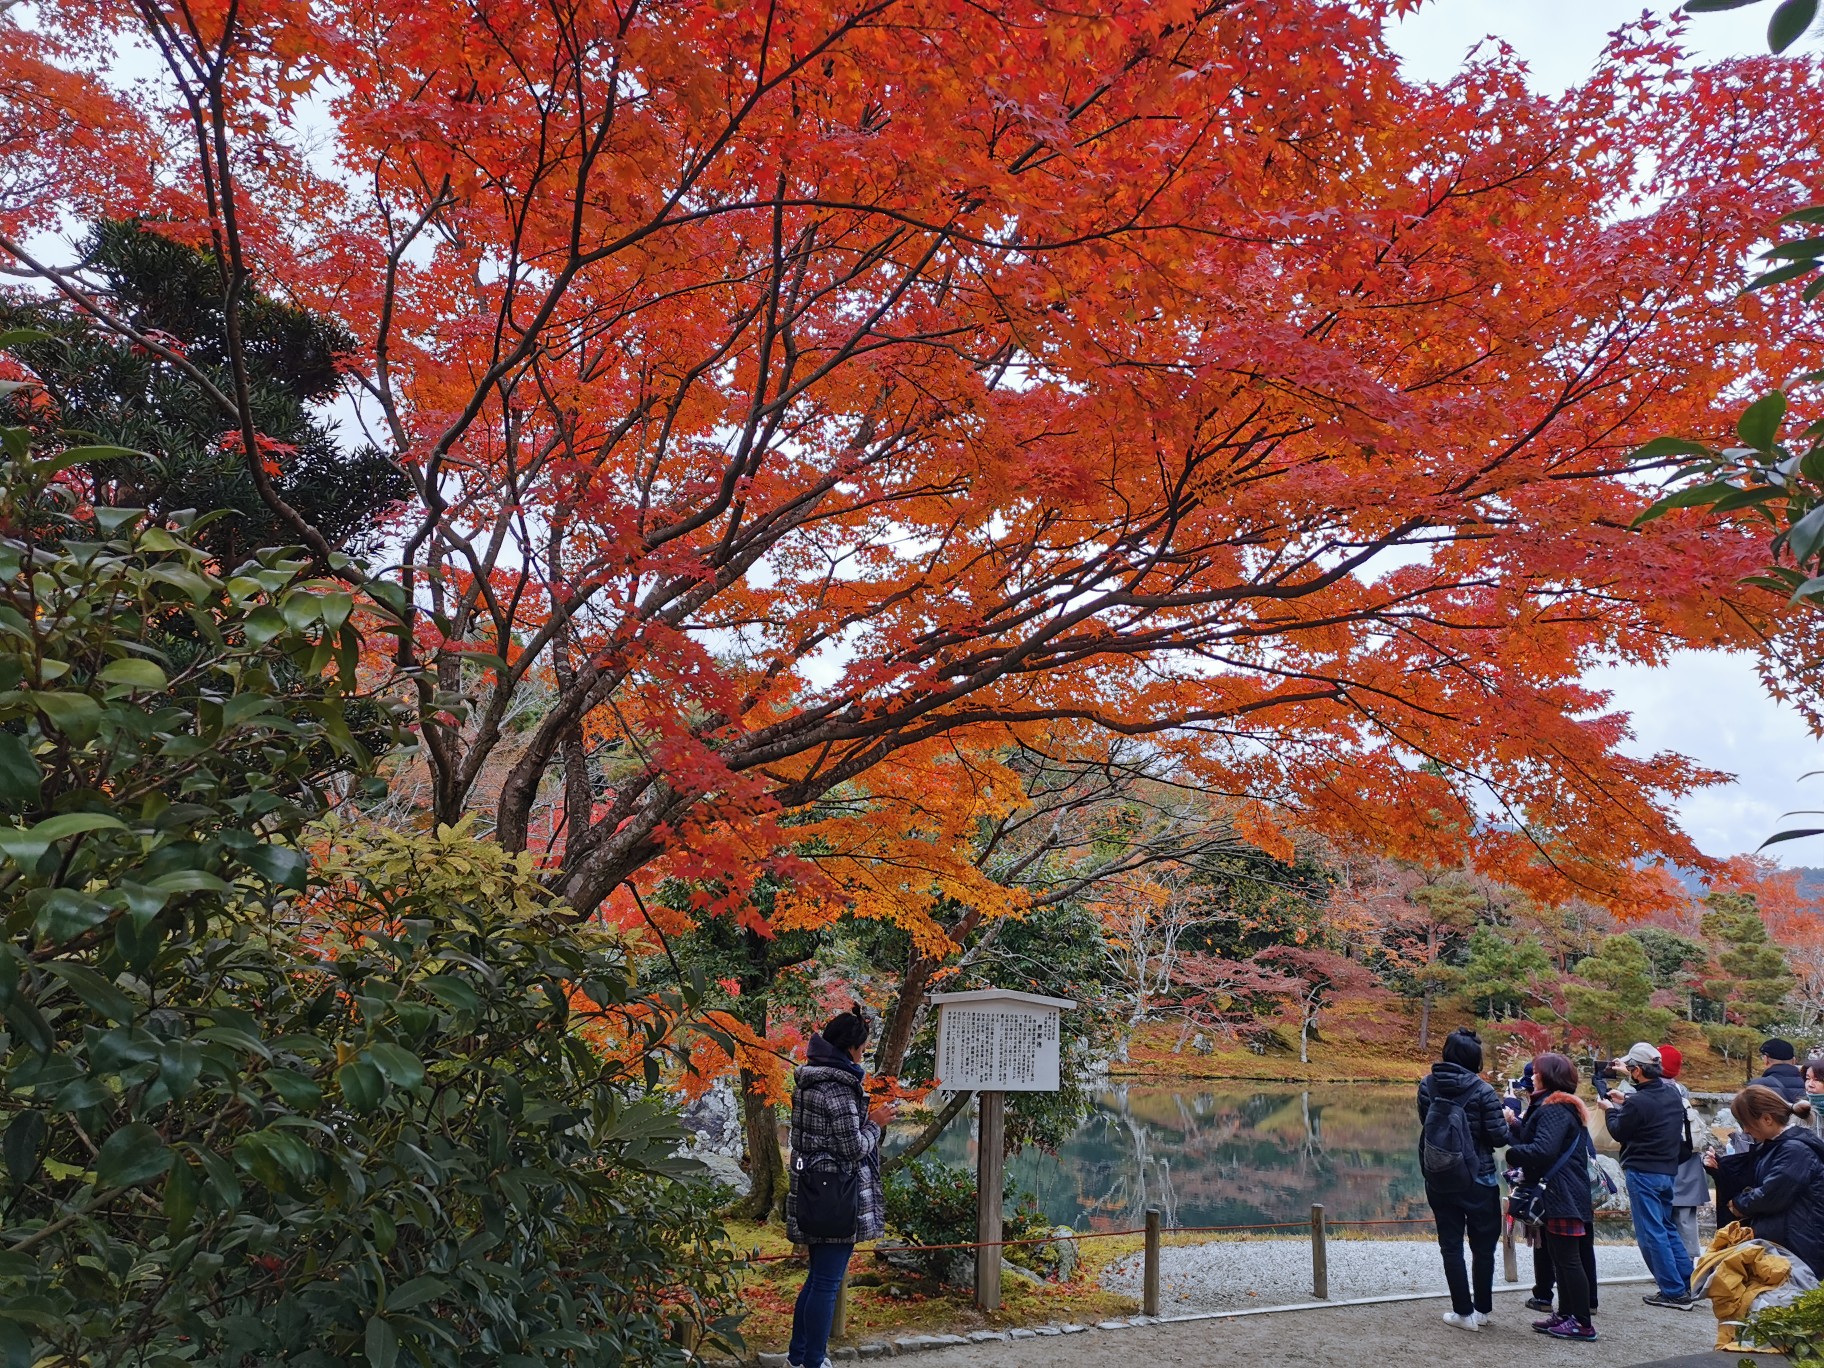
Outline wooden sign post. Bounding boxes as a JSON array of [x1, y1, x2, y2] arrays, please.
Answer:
[[930, 989, 1075, 1312]]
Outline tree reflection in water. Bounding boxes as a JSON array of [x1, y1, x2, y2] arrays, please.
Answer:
[[899, 1085, 1435, 1231]]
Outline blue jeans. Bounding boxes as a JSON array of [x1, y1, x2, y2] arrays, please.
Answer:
[[1625, 1168, 1695, 1297], [788, 1242, 854, 1367]]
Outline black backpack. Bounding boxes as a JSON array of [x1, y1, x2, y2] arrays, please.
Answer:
[[793, 1153, 859, 1240], [1421, 1091, 1481, 1192]]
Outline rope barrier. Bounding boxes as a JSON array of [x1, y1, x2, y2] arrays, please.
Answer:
[[744, 1215, 1437, 1262]]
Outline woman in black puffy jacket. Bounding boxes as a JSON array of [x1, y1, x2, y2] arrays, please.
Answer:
[[1708, 1085, 1824, 1278], [1505, 1052, 1598, 1342]]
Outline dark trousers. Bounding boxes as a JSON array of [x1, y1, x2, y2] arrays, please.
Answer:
[[788, 1242, 854, 1367], [1426, 1183, 1502, 1316], [1533, 1231, 1598, 1311], [1544, 1231, 1594, 1326]]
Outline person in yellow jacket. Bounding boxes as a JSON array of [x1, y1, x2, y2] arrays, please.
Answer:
[[1691, 1222, 1793, 1352]]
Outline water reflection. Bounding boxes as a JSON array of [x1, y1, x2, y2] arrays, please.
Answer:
[[892, 1084, 1457, 1232]]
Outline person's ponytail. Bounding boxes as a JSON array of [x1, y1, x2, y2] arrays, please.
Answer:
[[1733, 1084, 1811, 1128]]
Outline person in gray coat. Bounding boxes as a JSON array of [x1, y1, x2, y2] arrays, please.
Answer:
[[1659, 1045, 1711, 1258]]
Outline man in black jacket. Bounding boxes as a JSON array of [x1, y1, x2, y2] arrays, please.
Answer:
[[1749, 1038, 1806, 1103], [1417, 1028, 1512, 1330], [1599, 1042, 1696, 1307]]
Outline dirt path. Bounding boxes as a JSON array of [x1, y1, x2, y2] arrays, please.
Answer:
[[902, 1285, 1732, 1368]]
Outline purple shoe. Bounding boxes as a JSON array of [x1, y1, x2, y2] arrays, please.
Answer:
[[1532, 1315, 1569, 1334], [1547, 1320, 1599, 1342]]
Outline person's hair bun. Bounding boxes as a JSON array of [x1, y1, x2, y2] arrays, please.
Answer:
[[1796, 1099, 1815, 1121]]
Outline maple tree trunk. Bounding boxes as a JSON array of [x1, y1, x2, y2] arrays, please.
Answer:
[[1419, 987, 1433, 1054], [730, 1068, 787, 1223], [876, 958, 937, 1079]]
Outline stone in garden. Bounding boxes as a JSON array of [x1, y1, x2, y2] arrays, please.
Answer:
[[1048, 1226, 1079, 1280], [1000, 1257, 1042, 1285]]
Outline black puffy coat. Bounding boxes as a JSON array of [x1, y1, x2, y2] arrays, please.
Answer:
[[1417, 1061, 1513, 1181], [1505, 1095, 1594, 1224], [1604, 1076, 1687, 1175], [1749, 1063, 1807, 1105], [1732, 1125, 1824, 1278]]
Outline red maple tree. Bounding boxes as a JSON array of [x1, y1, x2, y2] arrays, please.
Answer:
[[6, 1, 1823, 922]]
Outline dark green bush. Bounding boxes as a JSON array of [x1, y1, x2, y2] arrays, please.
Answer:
[[0, 434, 738, 1366], [880, 1158, 1050, 1283]]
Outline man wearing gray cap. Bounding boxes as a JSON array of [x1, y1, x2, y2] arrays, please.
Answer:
[[1598, 1042, 1697, 1307]]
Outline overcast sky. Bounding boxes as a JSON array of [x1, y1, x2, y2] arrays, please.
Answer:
[[1384, 2, 1821, 862]]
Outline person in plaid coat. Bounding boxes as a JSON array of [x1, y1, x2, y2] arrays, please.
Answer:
[[785, 1007, 889, 1368]]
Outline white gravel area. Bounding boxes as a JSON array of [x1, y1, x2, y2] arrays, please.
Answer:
[[1102, 1236, 1653, 1312]]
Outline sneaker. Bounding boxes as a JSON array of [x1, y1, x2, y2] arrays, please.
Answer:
[[1643, 1291, 1697, 1309], [1546, 1320, 1599, 1342], [1441, 1311, 1479, 1332], [1471, 1311, 1491, 1327], [1524, 1297, 1555, 1313], [1533, 1314, 1570, 1334]]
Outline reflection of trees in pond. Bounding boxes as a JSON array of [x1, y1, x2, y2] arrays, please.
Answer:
[[967, 1085, 1434, 1230]]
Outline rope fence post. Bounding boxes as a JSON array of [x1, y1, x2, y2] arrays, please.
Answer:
[[832, 1269, 849, 1338], [1143, 1207, 1161, 1317], [1310, 1203, 1327, 1300], [1502, 1215, 1518, 1285]]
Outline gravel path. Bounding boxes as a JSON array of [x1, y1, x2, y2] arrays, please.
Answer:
[[908, 1288, 1727, 1368], [1102, 1236, 1654, 1311]]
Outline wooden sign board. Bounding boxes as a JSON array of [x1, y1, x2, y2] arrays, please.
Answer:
[[931, 988, 1075, 1094]]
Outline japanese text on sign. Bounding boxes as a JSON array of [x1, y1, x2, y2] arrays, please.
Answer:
[[935, 1004, 1061, 1092]]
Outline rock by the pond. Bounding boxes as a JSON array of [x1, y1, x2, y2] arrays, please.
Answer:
[[871, 1238, 927, 1277], [681, 1079, 743, 1157], [693, 1150, 751, 1196], [1048, 1227, 1079, 1280]]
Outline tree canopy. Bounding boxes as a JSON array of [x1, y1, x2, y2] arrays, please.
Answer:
[[6, 0, 1823, 931]]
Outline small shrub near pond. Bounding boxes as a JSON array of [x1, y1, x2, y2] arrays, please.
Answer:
[[882, 1158, 1055, 1282]]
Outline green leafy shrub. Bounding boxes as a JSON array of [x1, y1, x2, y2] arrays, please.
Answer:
[[1740, 1284, 1824, 1362], [881, 1158, 1050, 1282], [0, 436, 738, 1366]]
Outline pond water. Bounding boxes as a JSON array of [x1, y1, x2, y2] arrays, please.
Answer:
[[894, 1083, 1626, 1234]]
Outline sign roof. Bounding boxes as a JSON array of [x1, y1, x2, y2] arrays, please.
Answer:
[[928, 988, 1076, 1010]]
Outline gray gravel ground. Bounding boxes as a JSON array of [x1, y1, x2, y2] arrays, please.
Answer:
[[907, 1287, 1729, 1368], [1101, 1236, 1654, 1311]]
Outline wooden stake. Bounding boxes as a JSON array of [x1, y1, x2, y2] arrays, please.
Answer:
[[975, 1090, 1005, 1312], [832, 1268, 849, 1338], [1143, 1206, 1161, 1316], [1503, 1216, 1519, 1284], [1310, 1203, 1328, 1300]]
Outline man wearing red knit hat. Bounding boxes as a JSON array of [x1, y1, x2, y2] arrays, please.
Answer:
[[1657, 1045, 1710, 1258]]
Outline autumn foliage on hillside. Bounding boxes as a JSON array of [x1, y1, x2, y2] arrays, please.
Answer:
[[6, 0, 1824, 943]]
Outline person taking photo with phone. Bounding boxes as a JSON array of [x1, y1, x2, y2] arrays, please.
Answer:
[[1597, 1042, 1696, 1308], [785, 1006, 894, 1368]]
